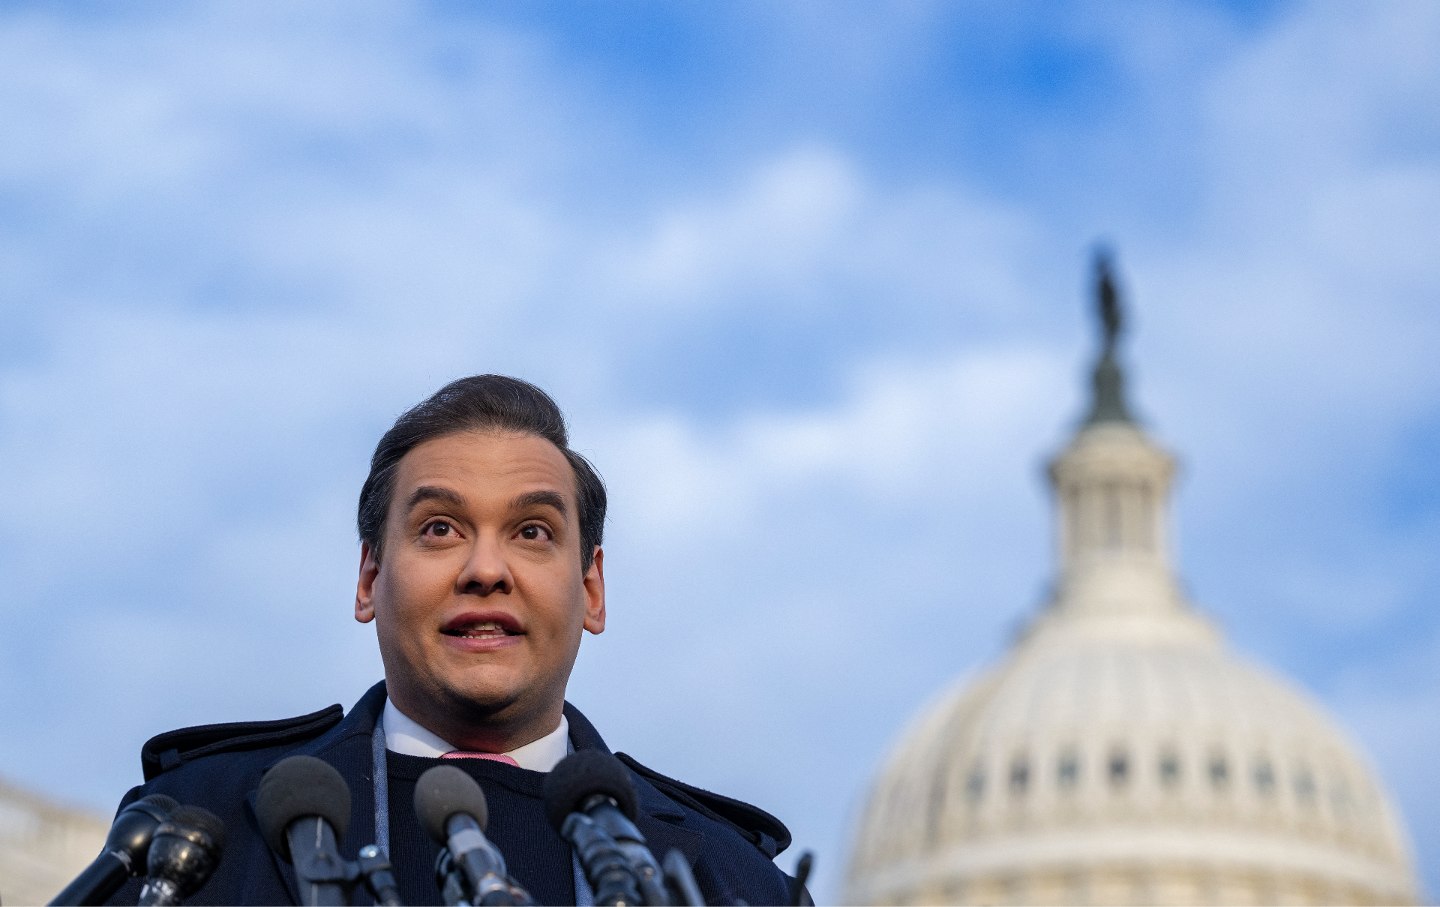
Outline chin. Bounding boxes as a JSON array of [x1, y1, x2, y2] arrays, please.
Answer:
[[440, 679, 525, 719]]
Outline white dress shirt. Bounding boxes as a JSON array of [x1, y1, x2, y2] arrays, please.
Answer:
[[382, 698, 571, 771]]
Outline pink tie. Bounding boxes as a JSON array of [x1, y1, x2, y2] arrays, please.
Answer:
[[442, 751, 519, 767]]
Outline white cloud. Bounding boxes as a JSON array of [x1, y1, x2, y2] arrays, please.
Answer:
[[599, 345, 1068, 534], [612, 147, 864, 305], [593, 143, 1042, 326]]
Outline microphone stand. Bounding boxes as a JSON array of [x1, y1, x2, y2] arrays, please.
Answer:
[[286, 821, 350, 907], [434, 848, 534, 907], [358, 845, 404, 907], [278, 839, 407, 907], [561, 813, 642, 907], [660, 849, 705, 907]]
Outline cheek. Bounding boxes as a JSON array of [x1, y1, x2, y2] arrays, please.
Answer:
[[524, 582, 582, 636], [374, 569, 439, 632], [388, 556, 449, 602]]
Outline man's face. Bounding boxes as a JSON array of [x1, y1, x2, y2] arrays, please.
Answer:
[[354, 429, 605, 749]]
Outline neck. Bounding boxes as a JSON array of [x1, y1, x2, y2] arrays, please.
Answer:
[[391, 690, 563, 754]]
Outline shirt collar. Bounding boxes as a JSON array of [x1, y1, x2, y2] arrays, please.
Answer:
[[382, 698, 571, 772]]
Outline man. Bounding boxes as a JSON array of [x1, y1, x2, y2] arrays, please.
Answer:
[[105, 376, 796, 905]]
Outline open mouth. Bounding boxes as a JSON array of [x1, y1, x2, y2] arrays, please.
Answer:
[[442, 619, 521, 639]]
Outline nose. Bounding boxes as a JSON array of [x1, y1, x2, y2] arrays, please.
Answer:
[[457, 533, 513, 595]]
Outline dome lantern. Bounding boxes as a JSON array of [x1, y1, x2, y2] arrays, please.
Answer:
[[1042, 251, 1188, 631]]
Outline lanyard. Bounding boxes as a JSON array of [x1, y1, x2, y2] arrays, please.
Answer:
[[370, 714, 392, 856]]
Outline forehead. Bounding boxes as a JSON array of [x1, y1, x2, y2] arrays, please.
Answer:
[[389, 430, 577, 510]]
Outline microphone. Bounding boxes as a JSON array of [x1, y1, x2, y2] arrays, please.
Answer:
[[790, 850, 815, 907], [50, 794, 180, 906], [256, 755, 353, 907], [543, 752, 656, 906], [137, 805, 227, 906], [543, 751, 665, 905], [661, 851, 704, 907], [414, 764, 529, 907]]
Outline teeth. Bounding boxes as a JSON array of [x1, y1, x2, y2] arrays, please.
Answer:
[[454, 621, 506, 638]]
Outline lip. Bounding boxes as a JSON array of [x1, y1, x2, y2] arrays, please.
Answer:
[[440, 610, 525, 652]]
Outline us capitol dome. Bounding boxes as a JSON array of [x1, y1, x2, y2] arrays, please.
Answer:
[[842, 254, 1420, 906]]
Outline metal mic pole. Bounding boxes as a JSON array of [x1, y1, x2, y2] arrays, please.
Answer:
[[358, 844, 404, 907], [285, 819, 349, 907], [661, 849, 705, 907], [561, 812, 642, 907]]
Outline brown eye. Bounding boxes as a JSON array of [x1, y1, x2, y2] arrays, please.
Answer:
[[519, 524, 551, 541], [425, 520, 454, 537]]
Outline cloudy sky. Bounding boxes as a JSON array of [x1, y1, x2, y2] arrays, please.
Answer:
[[2, 1, 1438, 901]]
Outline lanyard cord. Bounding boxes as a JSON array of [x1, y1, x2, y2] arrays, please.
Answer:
[[370, 714, 391, 857]]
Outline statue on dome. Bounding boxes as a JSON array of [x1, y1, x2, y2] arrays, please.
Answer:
[[1083, 244, 1135, 425], [1095, 246, 1123, 356]]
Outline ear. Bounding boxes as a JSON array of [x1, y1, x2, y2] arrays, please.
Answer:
[[582, 546, 606, 635], [355, 542, 379, 624]]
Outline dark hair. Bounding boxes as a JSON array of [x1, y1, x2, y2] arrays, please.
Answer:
[[357, 375, 606, 570]]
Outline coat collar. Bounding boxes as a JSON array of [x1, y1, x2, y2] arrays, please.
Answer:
[[247, 682, 705, 901]]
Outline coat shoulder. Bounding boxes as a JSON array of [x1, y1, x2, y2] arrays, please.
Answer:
[[615, 752, 792, 860], [141, 702, 344, 781]]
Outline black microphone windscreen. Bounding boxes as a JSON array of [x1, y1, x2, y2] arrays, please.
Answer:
[[145, 805, 227, 904], [414, 765, 489, 844], [164, 805, 227, 852], [136, 794, 181, 815], [255, 755, 352, 857], [104, 793, 182, 859], [542, 750, 639, 832]]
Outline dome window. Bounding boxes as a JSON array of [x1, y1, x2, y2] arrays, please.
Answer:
[[1108, 750, 1129, 786], [1159, 751, 1181, 787], [1057, 751, 1080, 789], [966, 767, 985, 803], [1253, 760, 1276, 795], [1009, 757, 1030, 795], [1208, 754, 1229, 788]]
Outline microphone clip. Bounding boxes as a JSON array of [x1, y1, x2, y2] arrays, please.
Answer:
[[286, 840, 403, 907], [433, 848, 534, 907]]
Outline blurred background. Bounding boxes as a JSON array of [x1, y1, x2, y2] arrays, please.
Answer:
[[1, 2, 1437, 903]]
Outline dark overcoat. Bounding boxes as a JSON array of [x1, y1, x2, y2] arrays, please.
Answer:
[[104, 682, 797, 906]]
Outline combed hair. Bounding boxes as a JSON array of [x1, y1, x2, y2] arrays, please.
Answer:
[[357, 375, 606, 569]]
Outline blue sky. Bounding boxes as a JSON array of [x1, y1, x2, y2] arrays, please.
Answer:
[[2, 2, 1438, 901]]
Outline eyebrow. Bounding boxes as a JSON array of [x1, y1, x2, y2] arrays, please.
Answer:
[[511, 489, 568, 518], [402, 486, 568, 519], [404, 485, 467, 513]]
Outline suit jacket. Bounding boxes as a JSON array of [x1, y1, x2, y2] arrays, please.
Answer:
[[106, 682, 797, 906]]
